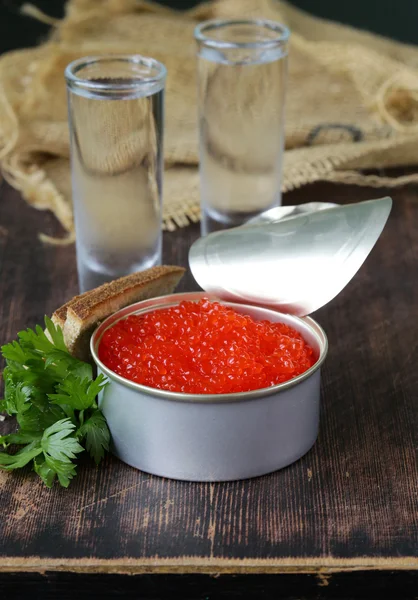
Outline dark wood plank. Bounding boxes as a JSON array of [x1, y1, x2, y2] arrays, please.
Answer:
[[0, 180, 417, 582]]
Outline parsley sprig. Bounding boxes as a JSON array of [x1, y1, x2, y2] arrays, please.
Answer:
[[0, 317, 110, 487]]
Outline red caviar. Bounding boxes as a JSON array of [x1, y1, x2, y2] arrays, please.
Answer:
[[98, 299, 316, 394]]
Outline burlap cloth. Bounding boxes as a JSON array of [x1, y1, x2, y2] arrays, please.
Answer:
[[2, 0, 418, 243]]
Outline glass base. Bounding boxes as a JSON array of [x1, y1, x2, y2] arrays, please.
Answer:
[[200, 204, 281, 236], [77, 251, 161, 293]]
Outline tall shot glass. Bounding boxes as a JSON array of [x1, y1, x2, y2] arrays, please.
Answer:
[[194, 19, 289, 235], [65, 55, 166, 292]]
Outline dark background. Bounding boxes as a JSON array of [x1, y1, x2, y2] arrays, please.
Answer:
[[1, 0, 418, 55]]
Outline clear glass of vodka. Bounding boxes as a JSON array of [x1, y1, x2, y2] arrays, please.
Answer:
[[65, 55, 166, 292], [194, 20, 289, 236]]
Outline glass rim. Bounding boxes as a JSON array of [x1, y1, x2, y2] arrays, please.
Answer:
[[65, 55, 167, 93], [194, 18, 290, 50]]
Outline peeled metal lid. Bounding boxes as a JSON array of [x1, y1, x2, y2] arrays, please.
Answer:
[[189, 197, 392, 317]]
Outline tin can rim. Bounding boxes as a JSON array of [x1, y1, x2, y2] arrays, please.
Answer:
[[90, 292, 328, 404]]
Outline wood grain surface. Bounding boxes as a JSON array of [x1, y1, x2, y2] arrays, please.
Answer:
[[0, 179, 417, 597]]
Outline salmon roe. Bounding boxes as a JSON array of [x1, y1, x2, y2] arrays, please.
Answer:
[[98, 299, 316, 395]]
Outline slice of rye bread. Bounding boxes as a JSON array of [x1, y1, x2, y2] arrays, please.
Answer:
[[51, 289, 92, 330], [52, 265, 185, 363]]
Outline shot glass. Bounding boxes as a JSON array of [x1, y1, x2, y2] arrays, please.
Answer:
[[65, 55, 166, 292], [194, 19, 289, 235]]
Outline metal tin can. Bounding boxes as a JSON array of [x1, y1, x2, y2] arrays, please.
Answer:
[[90, 292, 328, 481]]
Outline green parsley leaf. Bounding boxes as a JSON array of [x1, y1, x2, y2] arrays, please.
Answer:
[[18, 324, 56, 354], [14, 383, 32, 415], [0, 431, 42, 447], [0, 441, 42, 470], [1, 340, 29, 364], [17, 403, 66, 433], [44, 349, 93, 381], [45, 455, 78, 488], [5, 360, 57, 395], [1, 370, 18, 415], [33, 456, 56, 488], [49, 374, 107, 411], [78, 410, 110, 465], [44, 316, 68, 352], [41, 418, 84, 463]]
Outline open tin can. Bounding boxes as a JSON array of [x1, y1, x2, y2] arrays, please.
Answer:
[[91, 292, 327, 481], [90, 198, 392, 481]]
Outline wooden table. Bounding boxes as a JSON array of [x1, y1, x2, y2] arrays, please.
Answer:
[[0, 179, 417, 599]]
